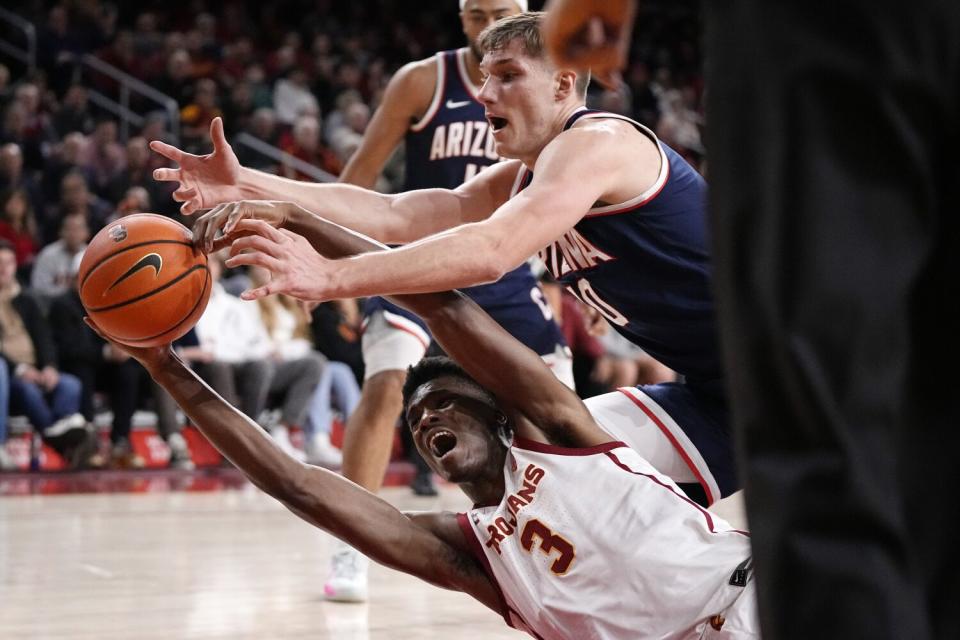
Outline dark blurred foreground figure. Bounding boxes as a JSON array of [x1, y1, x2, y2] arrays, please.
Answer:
[[546, 1, 960, 638], [704, 2, 960, 638]]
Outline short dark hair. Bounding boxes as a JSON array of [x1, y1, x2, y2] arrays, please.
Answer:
[[478, 11, 590, 97], [0, 238, 15, 254], [401, 356, 498, 430]]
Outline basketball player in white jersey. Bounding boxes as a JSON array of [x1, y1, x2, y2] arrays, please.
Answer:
[[92, 215, 758, 639]]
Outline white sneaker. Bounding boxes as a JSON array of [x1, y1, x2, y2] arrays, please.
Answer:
[[167, 432, 195, 470], [0, 446, 16, 471], [324, 544, 369, 602], [44, 413, 87, 437], [271, 424, 306, 462], [307, 433, 342, 468]]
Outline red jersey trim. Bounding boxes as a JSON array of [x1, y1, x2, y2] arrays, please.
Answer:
[[604, 451, 750, 537], [456, 512, 529, 632], [512, 437, 627, 456], [615, 387, 717, 505], [382, 310, 431, 349]]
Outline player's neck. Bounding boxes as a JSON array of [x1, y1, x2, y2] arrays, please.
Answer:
[[462, 47, 484, 86], [458, 455, 507, 506], [519, 103, 588, 169]]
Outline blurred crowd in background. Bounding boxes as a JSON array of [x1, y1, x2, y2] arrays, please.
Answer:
[[0, 0, 701, 472]]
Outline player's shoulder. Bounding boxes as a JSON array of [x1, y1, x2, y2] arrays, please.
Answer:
[[550, 113, 658, 166], [390, 52, 444, 94], [566, 114, 650, 146]]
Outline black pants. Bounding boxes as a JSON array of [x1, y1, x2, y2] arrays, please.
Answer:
[[64, 358, 148, 444], [704, 2, 960, 638]]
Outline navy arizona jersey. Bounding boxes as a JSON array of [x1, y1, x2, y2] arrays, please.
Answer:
[[526, 109, 722, 384], [404, 48, 499, 190], [366, 49, 566, 358]]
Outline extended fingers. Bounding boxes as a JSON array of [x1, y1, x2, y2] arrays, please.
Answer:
[[172, 186, 197, 203], [210, 117, 228, 154], [229, 233, 284, 259], [224, 248, 282, 271], [232, 218, 286, 242], [149, 140, 188, 164], [153, 167, 181, 182]]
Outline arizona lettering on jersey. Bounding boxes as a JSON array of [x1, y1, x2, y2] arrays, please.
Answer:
[[427, 120, 499, 163], [519, 109, 723, 384], [458, 438, 757, 639], [406, 49, 500, 190]]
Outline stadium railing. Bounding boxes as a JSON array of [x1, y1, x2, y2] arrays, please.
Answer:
[[0, 7, 36, 74], [235, 132, 337, 184]]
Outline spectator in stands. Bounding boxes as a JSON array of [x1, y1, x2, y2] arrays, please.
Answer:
[[221, 81, 256, 138], [53, 84, 94, 137], [47, 254, 148, 468], [140, 112, 175, 159], [98, 29, 141, 79], [329, 101, 371, 164], [154, 48, 193, 106], [0, 143, 44, 218], [280, 114, 341, 180], [49, 169, 111, 242], [244, 64, 274, 111], [180, 78, 222, 154], [273, 68, 319, 126], [106, 186, 150, 226], [218, 37, 256, 91], [0, 240, 88, 465], [311, 299, 364, 384], [251, 268, 327, 461], [132, 12, 163, 59], [31, 212, 89, 302], [0, 189, 40, 283], [82, 118, 126, 197], [1, 103, 44, 172], [107, 137, 175, 215], [192, 252, 274, 423], [40, 132, 88, 202], [10, 83, 57, 169]]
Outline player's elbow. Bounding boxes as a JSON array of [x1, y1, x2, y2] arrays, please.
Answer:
[[479, 236, 524, 285]]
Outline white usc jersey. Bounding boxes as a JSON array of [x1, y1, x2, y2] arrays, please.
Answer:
[[457, 438, 758, 639]]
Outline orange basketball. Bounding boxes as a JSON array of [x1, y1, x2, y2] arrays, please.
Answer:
[[78, 213, 211, 347]]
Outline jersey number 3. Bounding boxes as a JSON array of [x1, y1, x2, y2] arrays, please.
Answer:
[[520, 518, 575, 575]]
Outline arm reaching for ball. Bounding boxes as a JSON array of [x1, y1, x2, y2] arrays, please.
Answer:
[[83, 322, 502, 612]]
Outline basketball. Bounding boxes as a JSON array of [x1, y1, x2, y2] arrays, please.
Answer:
[[78, 213, 212, 348]]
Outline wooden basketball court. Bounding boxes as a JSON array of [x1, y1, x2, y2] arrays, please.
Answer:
[[0, 478, 745, 639]]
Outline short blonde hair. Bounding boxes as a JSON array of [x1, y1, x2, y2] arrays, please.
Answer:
[[478, 12, 590, 97]]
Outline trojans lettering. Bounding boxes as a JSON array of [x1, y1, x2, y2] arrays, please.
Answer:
[[429, 121, 499, 161], [485, 464, 545, 554]]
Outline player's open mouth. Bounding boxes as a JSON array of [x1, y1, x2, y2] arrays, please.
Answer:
[[488, 116, 508, 132], [428, 429, 457, 459]]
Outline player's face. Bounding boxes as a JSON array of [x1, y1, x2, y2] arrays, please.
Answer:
[[460, 0, 522, 59], [478, 41, 562, 161], [406, 376, 508, 485]]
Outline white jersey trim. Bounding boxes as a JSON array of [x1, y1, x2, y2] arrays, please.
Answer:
[[409, 52, 446, 133], [455, 48, 482, 101], [617, 386, 722, 505], [571, 112, 671, 217]]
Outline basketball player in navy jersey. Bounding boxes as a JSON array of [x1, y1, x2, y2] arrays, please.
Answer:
[[153, 12, 735, 547]]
